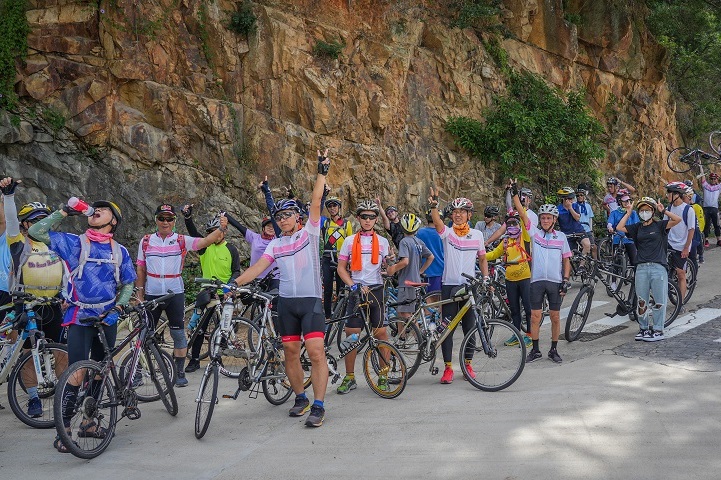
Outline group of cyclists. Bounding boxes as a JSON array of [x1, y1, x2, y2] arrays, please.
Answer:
[[0, 152, 719, 443]]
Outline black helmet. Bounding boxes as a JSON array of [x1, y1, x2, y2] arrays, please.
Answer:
[[484, 205, 500, 217]]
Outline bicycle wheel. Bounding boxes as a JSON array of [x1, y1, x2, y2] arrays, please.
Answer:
[[330, 295, 350, 351], [460, 319, 525, 392], [387, 316, 422, 379], [215, 317, 258, 378], [667, 146, 695, 174], [145, 343, 178, 416], [53, 360, 117, 459], [362, 340, 407, 399], [664, 281, 683, 328], [710, 131, 721, 155], [118, 345, 173, 402], [262, 355, 293, 405], [186, 307, 218, 361], [565, 285, 594, 342], [8, 343, 68, 429], [194, 362, 218, 439], [682, 259, 697, 304]]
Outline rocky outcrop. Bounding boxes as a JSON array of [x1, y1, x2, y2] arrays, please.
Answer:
[[1, 0, 681, 248]]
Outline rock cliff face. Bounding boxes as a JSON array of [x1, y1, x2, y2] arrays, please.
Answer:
[[1, 0, 679, 247]]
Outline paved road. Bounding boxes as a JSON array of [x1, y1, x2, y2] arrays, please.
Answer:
[[2, 248, 721, 479]]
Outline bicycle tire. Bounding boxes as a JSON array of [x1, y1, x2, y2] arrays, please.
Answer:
[[330, 294, 349, 351], [186, 307, 218, 361], [215, 317, 259, 378], [664, 281, 683, 328], [53, 360, 117, 459], [709, 131, 721, 155], [459, 319, 525, 392], [667, 146, 694, 174], [564, 285, 594, 342], [194, 362, 218, 439], [262, 356, 293, 405], [387, 316, 422, 379], [146, 343, 178, 416], [118, 346, 174, 402], [362, 340, 407, 399], [7, 343, 68, 429], [682, 259, 697, 304]]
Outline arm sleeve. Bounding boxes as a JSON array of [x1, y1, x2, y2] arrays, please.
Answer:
[[505, 189, 512, 212], [27, 210, 64, 244], [227, 244, 242, 282], [184, 217, 202, 238], [225, 213, 247, 236], [485, 243, 503, 261], [262, 186, 281, 235], [3, 194, 20, 237], [116, 283, 134, 307]]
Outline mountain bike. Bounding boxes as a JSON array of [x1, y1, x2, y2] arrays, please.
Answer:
[[666, 251, 697, 305], [1, 294, 67, 429], [667, 146, 721, 174], [53, 293, 177, 459], [388, 274, 526, 391]]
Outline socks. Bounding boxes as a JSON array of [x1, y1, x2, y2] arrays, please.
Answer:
[[296, 392, 307, 401], [346, 372, 355, 379], [27, 386, 38, 400], [444, 361, 452, 368], [313, 399, 324, 408], [551, 341, 558, 350], [532, 339, 539, 351]]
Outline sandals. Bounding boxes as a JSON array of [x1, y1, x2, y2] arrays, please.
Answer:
[[77, 420, 111, 439], [54, 435, 77, 454]]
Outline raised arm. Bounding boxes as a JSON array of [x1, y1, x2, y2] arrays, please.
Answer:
[[309, 149, 330, 224], [376, 196, 391, 230], [510, 180, 529, 228], [194, 214, 227, 250], [259, 176, 281, 235], [620, 180, 636, 194], [28, 211, 65, 245], [428, 187, 444, 233], [224, 212, 248, 236], [0, 178, 21, 237]]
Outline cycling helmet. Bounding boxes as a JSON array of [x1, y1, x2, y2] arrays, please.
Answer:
[[557, 187, 575, 198], [205, 215, 221, 232], [505, 210, 520, 222], [449, 197, 474, 212], [684, 185, 694, 196], [400, 213, 421, 234], [18, 202, 52, 222], [325, 197, 342, 208], [538, 204, 559, 217], [636, 197, 657, 210], [576, 188, 589, 196], [356, 200, 380, 215], [606, 177, 619, 186], [483, 205, 500, 217], [385, 205, 398, 215], [261, 217, 272, 228], [683, 179, 693, 187], [709, 172, 719, 180], [520, 187, 533, 197], [272, 198, 301, 214], [665, 181, 687, 194], [91, 200, 122, 225]]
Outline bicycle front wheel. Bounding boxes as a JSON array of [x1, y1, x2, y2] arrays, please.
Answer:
[[565, 285, 594, 342], [194, 362, 218, 439], [262, 356, 293, 405], [387, 316, 422, 379], [682, 259, 697, 305], [664, 281, 683, 328], [667, 146, 694, 174], [460, 320, 526, 392], [8, 342, 68, 429], [362, 340, 407, 399], [215, 317, 259, 378], [53, 360, 117, 459], [146, 343, 178, 416], [186, 307, 218, 361]]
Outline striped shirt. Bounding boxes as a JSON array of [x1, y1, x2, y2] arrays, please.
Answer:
[[137, 233, 201, 296], [528, 223, 572, 284], [261, 218, 322, 298], [438, 226, 486, 286], [338, 232, 390, 286], [702, 180, 721, 208]]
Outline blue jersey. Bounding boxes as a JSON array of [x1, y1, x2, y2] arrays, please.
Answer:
[[557, 203, 585, 234], [416, 227, 444, 278], [575, 202, 594, 233], [607, 209, 640, 244], [50, 232, 137, 326], [0, 233, 10, 293]]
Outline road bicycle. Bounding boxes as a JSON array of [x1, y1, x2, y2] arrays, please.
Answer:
[[53, 293, 177, 459], [667, 142, 721, 174], [0, 294, 67, 429], [388, 273, 526, 391]]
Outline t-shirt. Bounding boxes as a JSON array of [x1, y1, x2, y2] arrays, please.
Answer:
[[607, 209, 640, 244], [136, 233, 202, 296], [322, 217, 352, 252], [338, 232, 390, 286], [625, 220, 669, 266], [244, 229, 276, 280], [702, 180, 721, 208], [557, 203, 585, 234], [261, 218, 322, 298], [415, 226, 444, 278], [199, 242, 238, 284], [575, 201, 594, 233], [387, 222, 405, 249], [438, 226, 486, 286], [50, 232, 137, 326], [603, 193, 618, 214], [474, 221, 502, 246], [485, 223, 532, 282], [665, 203, 695, 251], [396, 236, 432, 285], [527, 223, 572, 284], [0, 233, 10, 293], [8, 233, 63, 297]]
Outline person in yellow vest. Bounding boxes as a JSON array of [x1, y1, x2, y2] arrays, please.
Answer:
[[321, 196, 353, 320]]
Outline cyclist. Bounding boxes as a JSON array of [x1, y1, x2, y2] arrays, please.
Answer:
[[335, 199, 392, 394], [475, 206, 502, 249], [664, 181, 696, 305], [603, 177, 636, 217], [557, 187, 591, 256], [386, 213, 434, 323], [487, 186, 537, 247], [683, 186, 705, 266], [606, 191, 640, 289], [512, 185, 571, 364], [416, 210, 444, 299], [0, 181, 13, 317], [575, 187, 595, 251], [135, 204, 227, 387], [182, 210, 241, 373], [427, 188, 490, 384], [320, 196, 353, 321], [233, 151, 330, 427], [698, 168, 721, 247], [378, 201, 404, 248], [26, 196, 136, 451], [616, 197, 681, 341]]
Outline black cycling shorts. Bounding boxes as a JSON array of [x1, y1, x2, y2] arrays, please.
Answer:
[[147, 293, 186, 330], [276, 296, 325, 342], [530, 280, 564, 311], [345, 285, 384, 329], [668, 249, 687, 271]]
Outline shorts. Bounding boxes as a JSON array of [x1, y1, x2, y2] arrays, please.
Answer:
[[425, 276, 442, 293], [276, 296, 325, 342], [567, 232, 591, 252], [668, 249, 687, 270], [147, 293, 186, 330], [345, 285, 384, 329], [396, 287, 417, 314], [530, 280, 564, 311]]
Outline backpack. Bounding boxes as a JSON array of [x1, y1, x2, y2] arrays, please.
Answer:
[[668, 204, 701, 250], [502, 236, 532, 265], [65, 233, 123, 310], [10, 237, 64, 293], [141, 233, 187, 274]]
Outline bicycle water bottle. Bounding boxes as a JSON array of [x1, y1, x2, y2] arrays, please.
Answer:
[[437, 316, 451, 334], [339, 333, 359, 354], [67, 197, 95, 216], [220, 299, 233, 331]]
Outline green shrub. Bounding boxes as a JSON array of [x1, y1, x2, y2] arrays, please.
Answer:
[[227, 1, 257, 37], [445, 70, 604, 195], [448, 0, 502, 29], [182, 258, 202, 305], [0, 0, 30, 109], [312, 38, 345, 60], [42, 107, 66, 132]]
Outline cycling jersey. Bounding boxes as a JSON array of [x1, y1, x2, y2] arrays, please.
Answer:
[[527, 223, 571, 284], [136, 233, 202, 296], [199, 241, 240, 283], [261, 218, 322, 298], [8, 233, 63, 297], [575, 201, 594, 233], [603, 193, 618, 214], [438, 226, 486, 286], [322, 216, 352, 252], [416, 226, 444, 278], [701, 180, 721, 208], [485, 229, 532, 282], [557, 203, 585, 234], [607, 208, 640, 244], [527, 209, 539, 228], [338, 232, 390, 286]]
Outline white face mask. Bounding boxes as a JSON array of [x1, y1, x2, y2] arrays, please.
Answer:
[[639, 210, 653, 221]]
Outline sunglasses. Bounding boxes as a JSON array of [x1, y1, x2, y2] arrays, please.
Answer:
[[156, 216, 176, 222], [359, 214, 378, 220], [26, 216, 48, 225], [274, 211, 296, 221], [506, 220, 519, 226]]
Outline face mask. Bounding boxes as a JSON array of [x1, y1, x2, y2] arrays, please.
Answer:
[[639, 210, 653, 221], [507, 225, 521, 237]]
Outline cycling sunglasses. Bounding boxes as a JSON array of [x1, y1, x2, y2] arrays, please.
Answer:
[[274, 211, 296, 221], [359, 213, 378, 220], [156, 216, 176, 222]]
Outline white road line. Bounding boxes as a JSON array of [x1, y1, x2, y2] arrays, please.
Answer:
[[664, 308, 721, 339]]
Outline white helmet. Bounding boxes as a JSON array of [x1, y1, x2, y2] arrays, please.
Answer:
[[538, 204, 559, 217]]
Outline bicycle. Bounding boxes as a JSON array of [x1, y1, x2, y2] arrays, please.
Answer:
[[388, 273, 526, 391], [667, 146, 720, 174], [53, 293, 178, 459], [1, 293, 67, 429], [564, 254, 682, 341], [666, 250, 697, 305]]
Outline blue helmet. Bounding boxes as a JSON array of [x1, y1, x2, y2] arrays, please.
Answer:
[[273, 198, 301, 214]]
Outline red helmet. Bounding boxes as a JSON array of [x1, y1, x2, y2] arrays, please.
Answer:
[[710, 172, 719, 180]]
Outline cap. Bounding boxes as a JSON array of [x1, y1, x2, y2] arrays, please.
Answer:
[[155, 204, 177, 217]]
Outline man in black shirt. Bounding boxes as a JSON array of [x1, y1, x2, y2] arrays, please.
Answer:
[[377, 199, 404, 248]]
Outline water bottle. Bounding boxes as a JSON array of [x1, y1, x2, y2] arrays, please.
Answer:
[[437, 316, 451, 334], [67, 197, 95, 216], [339, 333, 359, 353], [428, 320, 437, 333]]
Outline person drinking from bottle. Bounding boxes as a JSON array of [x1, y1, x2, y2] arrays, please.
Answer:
[[233, 150, 331, 427]]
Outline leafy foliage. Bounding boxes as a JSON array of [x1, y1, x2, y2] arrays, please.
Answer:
[[445, 70, 604, 194], [0, 0, 29, 109], [312, 38, 345, 60], [227, 1, 257, 38], [446, 0, 502, 29], [42, 106, 66, 132], [646, 0, 721, 145]]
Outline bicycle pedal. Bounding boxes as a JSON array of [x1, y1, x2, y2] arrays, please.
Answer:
[[604, 312, 617, 318], [124, 407, 141, 420]]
